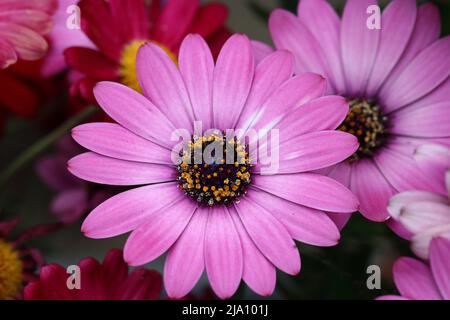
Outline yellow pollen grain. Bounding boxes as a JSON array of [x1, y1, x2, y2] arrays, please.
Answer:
[[0, 240, 23, 300], [120, 40, 177, 93]]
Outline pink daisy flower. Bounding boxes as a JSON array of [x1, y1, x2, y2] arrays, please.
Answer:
[[68, 34, 359, 299], [0, 0, 57, 69], [377, 237, 450, 300], [24, 249, 162, 300], [260, 0, 450, 226], [388, 144, 450, 259]]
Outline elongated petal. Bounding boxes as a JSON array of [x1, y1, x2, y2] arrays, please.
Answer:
[[213, 34, 254, 129], [269, 9, 330, 85], [411, 225, 450, 259], [237, 50, 294, 131], [137, 43, 194, 130], [0, 39, 17, 69], [81, 183, 179, 238], [380, 37, 450, 112], [350, 159, 396, 222], [277, 96, 349, 138], [253, 173, 359, 213], [388, 190, 448, 220], [429, 237, 450, 299], [230, 207, 276, 296], [393, 257, 442, 300], [64, 47, 119, 80], [399, 202, 450, 234], [249, 188, 340, 246], [235, 198, 300, 275], [382, 3, 441, 90], [257, 131, 358, 174], [72, 123, 172, 164], [340, 0, 380, 96], [0, 22, 48, 60], [93, 81, 176, 148], [164, 211, 207, 299], [251, 40, 274, 64], [179, 34, 214, 128], [297, 0, 345, 94], [205, 206, 243, 299], [366, 0, 417, 96], [68, 152, 174, 186], [124, 198, 196, 266]]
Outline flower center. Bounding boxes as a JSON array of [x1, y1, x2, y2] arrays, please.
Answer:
[[338, 99, 388, 162], [0, 240, 23, 300], [177, 131, 252, 206], [120, 40, 177, 93]]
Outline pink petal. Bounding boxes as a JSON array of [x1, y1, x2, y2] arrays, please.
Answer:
[[205, 206, 243, 299], [153, 0, 199, 49], [212, 34, 254, 129], [164, 211, 207, 299], [72, 123, 172, 165], [249, 188, 340, 246], [399, 202, 450, 234], [415, 144, 450, 196], [253, 173, 359, 213], [237, 50, 294, 131], [393, 257, 442, 300], [429, 237, 450, 299], [179, 34, 214, 128], [340, 0, 380, 96], [350, 159, 396, 222], [247, 73, 326, 133], [256, 130, 358, 174], [376, 295, 409, 300], [251, 40, 274, 64], [411, 225, 450, 259], [81, 182, 179, 238], [269, 9, 330, 87], [51, 188, 88, 224], [326, 163, 353, 229], [380, 37, 450, 112], [68, 152, 174, 186], [374, 147, 438, 193], [276, 96, 349, 140], [124, 198, 197, 266], [0, 22, 48, 60], [235, 198, 300, 275], [0, 39, 17, 69], [0, 9, 52, 34], [388, 190, 448, 220], [137, 43, 194, 131], [366, 0, 417, 97], [229, 207, 276, 296], [297, 0, 346, 94], [381, 3, 441, 94], [386, 218, 413, 241], [93, 82, 176, 148], [390, 102, 450, 138]]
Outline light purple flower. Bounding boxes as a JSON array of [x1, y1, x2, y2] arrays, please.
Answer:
[[260, 0, 450, 226], [388, 144, 450, 259], [68, 34, 359, 299], [377, 237, 450, 300], [36, 135, 109, 224]]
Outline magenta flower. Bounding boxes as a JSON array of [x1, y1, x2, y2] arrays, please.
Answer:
[[388, 144, 450, 259], [0, 0, 57, 69], [378, 237, 450, 300], [261, 0, 450, 226], [68, 33, 359, 299]]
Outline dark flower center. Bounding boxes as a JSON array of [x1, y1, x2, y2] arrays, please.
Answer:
[[177, 131, 252, 206], [338, 99, 388, 162]]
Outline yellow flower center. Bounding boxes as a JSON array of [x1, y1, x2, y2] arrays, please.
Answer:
[[119, 40, 177, 93], [0, 240, 23, 300]]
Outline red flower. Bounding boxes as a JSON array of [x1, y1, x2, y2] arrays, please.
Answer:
[[65, 0, 231, 103], [24, 249, 162, 300], [0, 219, 60, 300]]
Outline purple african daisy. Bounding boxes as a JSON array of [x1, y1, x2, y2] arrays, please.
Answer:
[[68, 33, 359, 299], [377, 237, 450, 300], [260, 0, 450, 226]]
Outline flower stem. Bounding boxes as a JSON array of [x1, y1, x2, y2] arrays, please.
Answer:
[[0, 106, 99, 187]]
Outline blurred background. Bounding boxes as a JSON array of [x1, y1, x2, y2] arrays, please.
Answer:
[[1, 0, 449, 299]]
